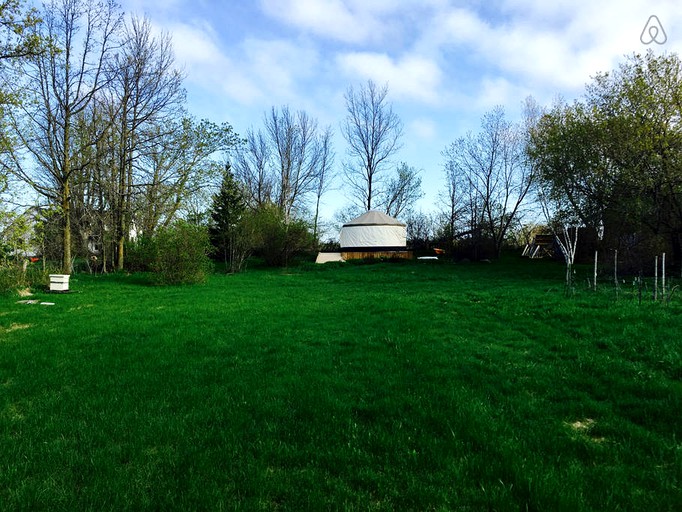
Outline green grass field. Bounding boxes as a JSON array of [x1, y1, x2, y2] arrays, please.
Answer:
[[1, 258, 680, 510]]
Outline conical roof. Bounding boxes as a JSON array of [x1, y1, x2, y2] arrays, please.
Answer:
[[343, 210, 406, 227]]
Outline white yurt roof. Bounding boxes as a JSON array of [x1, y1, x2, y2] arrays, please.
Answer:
[[340, 210, 407, 249], [342, 210, 406, 227]]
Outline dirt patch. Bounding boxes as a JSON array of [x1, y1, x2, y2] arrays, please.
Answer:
[[569, 418, 595, 431], [8, 323, 32, 332], [566, 418, 606, 444], [1, 323, 32, 335]]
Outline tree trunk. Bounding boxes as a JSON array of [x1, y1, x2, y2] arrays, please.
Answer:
[[62, 179, 72, 274], [313, 194, 321, 248], [117, 235, 124, 270], [116, 141, 127, 271], [366, 178, 372, 211]]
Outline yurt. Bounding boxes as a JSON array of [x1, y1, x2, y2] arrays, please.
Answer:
[[339, 210, 412, 260]]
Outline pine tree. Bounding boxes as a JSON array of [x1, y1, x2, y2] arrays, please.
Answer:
[[209, 164, 247, 272]]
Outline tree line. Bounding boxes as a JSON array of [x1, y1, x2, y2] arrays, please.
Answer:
[[0, 1, 426, 278], [190, 49, 682, 275], [2, 0, 681, 281]]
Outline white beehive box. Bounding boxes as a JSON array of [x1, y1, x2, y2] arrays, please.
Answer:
[[49, 274, 70, 292]]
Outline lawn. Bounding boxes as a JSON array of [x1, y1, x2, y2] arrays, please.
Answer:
[[1, 258, 680, 510]]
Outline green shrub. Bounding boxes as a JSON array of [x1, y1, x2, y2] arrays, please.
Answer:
[[149, 221, 213, 285], [125, 236, 159, 272], [25, 263, 55, 289], [0, 264, 22, 294], [0, 260, 56, 294], [247, 204, 313, 267]]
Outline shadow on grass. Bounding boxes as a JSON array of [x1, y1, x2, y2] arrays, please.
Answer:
[[80, 271, 156, 287]]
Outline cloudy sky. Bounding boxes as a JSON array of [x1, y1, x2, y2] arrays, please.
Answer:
[[120, 0, 680, 224]]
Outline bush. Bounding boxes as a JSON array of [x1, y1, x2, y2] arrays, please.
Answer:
[[0, 264, 23, 294], [125, 236, 158, 272], [0, 260, 56, 294], [148, 221, 213, 285], [247, 205, 314, 267]]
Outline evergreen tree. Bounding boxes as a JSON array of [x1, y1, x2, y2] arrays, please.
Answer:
[[209, 164, 247, 272]]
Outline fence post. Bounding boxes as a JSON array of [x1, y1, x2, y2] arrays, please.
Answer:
[[662, 252, 666, 299], [593, 250, 598, 291]]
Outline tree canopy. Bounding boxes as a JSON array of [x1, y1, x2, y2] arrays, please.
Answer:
[[528, 51, 682, 268]]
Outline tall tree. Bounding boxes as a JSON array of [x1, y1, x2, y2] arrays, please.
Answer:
[[529, 97, 617, 224], [106, 15, 185, 270], [589, 51, 682, 265], [67, 103, 113, 263], [443, 106, 534, 257], [234, 106, 334, 224], [233, 128, 273, 209], [135, 117, 240, 238], [438, 154, 468, 244], [263, 106, 322, 221], [342, 80, 403, 211], [312, 125, 334, 243], [0, 0, 42, 169], [8, 0, 122, 273], [209, 163, 247, 273]]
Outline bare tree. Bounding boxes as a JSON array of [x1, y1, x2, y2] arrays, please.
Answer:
[[342, 80, 403, 211], [234, 106, 334, 225], [312, 125, 334, 243], [538, 185, 580, 292], [406, 210, 433, 250], [264, 106, 322, 221], [383, 162, 422, 218], [442, 106, 534, 257], [8, 0, 122, 273], [438, 157, 469, 243], [233, 128, 273, 209]]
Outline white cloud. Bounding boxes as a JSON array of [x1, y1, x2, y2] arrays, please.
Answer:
[[425, 1, 682, 98], [474, 77, 524, 112], [259, 0, 448, 45], [157, 18, 327, 110], [259, 0, 385, 44], [162, 22, 261, 104], [438, 7, 488, 44], [242, 38, 321, 103], [336, 52, 443, 103]]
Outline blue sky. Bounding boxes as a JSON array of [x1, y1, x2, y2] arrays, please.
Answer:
[[119, 0, 680, 228]]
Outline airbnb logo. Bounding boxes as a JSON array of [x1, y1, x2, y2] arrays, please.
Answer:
[[640, 15, 667, 45]]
